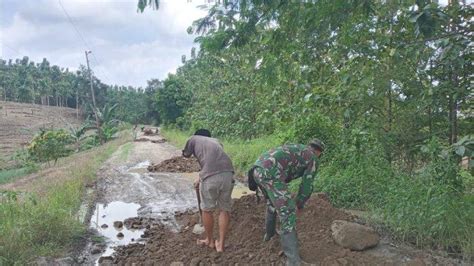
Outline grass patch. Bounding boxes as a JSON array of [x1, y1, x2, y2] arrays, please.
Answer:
[[118, 142, 133, 161], [0, 133, 128, 265], [0, 166, 37, 185]]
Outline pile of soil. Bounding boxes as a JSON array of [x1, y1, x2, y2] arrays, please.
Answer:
[[151, 139, 167, 144], [111, 194, 387, 265], [133, 138, 150, 142], [147, 156, 200, 173], [143, 128, 159, 136], [133, 138, 167, 143]]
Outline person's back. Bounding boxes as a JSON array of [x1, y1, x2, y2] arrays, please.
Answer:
[[255, 144, 317, 184], [183, 135, 234, 180]]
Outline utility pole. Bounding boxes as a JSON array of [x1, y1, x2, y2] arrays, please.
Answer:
[[85, 50, 103, 144]]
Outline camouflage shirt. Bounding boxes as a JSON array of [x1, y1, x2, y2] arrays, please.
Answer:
[[254, 144, 319, 209]]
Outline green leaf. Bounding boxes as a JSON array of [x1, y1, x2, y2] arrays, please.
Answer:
[[455, 146, 466, 156], [409, 12, 424, 23], [389, 48, 396, 57]]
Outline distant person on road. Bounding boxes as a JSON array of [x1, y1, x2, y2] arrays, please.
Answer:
[[182, 129, 235, 252], [247, 139, 324, 265]]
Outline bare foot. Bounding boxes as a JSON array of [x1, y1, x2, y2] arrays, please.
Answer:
[[196, 238, 215, 248], [215, 240, 224, 252]]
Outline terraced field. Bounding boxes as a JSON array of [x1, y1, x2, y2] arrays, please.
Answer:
[[0, 101, 82, 169]]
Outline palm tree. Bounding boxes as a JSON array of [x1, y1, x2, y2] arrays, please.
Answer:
[[137, 0, 160, 12]]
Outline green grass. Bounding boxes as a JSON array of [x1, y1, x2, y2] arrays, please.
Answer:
[[118, 142, 133, 161], [0, 133, 128, 265], [0, 167, 37, 185]]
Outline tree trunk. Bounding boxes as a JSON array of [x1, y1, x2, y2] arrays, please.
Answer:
[[387, 80, 392, 132], [76, 91, 79, 119], [448, 94, 454, 145]]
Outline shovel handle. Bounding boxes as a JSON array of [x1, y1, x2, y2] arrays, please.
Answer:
[[195, 186, 202, 220]]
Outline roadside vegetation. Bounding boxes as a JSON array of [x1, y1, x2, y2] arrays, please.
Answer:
[[0, 132, 128, 265], [157, 1, 473, 259], [0, 99, 131, 264]]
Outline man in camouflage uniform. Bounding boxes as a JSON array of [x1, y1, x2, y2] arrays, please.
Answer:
[[248, 139, 324, 266]]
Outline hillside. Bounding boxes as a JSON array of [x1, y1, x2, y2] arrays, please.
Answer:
[[0, 101, 83, 168]]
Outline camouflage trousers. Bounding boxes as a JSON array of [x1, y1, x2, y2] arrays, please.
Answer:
[[253, 166, 296, 234]]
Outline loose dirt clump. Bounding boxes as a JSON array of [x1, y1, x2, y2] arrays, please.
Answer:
[[124, 217, 155, 230], [133, 137, 150, 142], [143, 128, 159, 136], [111, 194, 388, 265], [147, 156, 200, 173], [151, 139, 167, 144]]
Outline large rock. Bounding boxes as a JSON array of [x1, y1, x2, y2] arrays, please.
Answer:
[[331, 220, 379, 251]]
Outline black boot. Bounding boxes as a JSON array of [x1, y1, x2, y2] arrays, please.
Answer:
[[280, 231, 301, 266], [263, 206, 277, 241]]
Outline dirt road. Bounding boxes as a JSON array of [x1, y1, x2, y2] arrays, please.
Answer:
[[82, 130, 465, 265]]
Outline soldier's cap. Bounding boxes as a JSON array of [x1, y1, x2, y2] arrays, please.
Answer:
[[309, 138, 325, 152]]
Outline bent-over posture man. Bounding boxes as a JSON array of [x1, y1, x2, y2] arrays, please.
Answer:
[[248, 139, 324, 265], [182, 129, 235, 252]]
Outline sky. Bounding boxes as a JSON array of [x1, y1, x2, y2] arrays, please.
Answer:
[[0, 0, 208, 87]]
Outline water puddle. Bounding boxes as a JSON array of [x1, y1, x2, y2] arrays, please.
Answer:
[[232, 182, 252, 199], [90, 201, 144, 260]]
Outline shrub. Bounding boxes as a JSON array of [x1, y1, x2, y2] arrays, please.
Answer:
[[316, 128, 392, 208], [27, 129, 73, 166]]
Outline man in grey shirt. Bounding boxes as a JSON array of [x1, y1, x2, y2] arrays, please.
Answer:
[[182, 129, 234, 252]]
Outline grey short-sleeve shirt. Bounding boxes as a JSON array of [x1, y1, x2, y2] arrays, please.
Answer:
[[182, 135, 234, 180]]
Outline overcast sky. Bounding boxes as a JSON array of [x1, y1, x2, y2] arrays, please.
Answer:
[[0, 0, 207, 87]]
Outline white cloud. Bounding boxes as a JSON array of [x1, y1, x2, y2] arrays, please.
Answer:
[[0, 0, 207, 87]]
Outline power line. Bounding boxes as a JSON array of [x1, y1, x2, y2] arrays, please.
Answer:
[[58, 0, 91, 51], [57, 0, 113, 84]]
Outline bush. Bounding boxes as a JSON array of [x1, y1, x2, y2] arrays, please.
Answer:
[[27, 129, 73, 166], [316, 128, 393, 208], [378, 173, 474, 255], [278, 112, 341, 150]]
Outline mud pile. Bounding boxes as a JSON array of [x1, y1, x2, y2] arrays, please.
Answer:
[[111, 194, 387, 265], [143, 128, 159, 136], [147, 156, 200, 173]]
